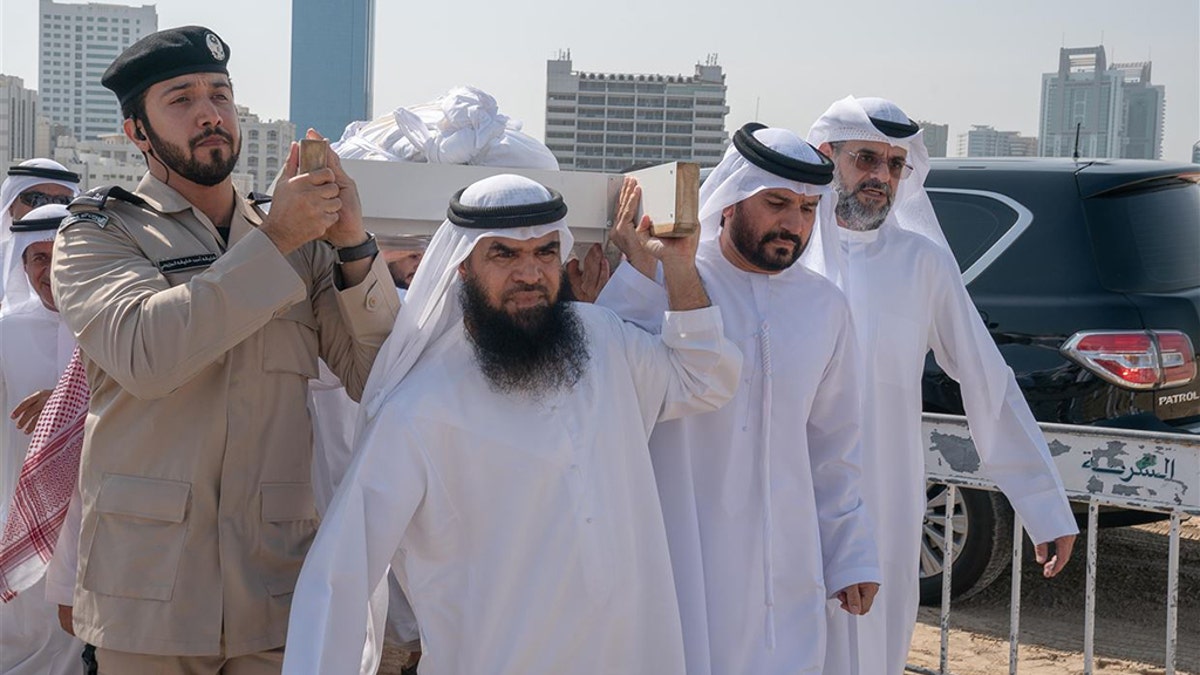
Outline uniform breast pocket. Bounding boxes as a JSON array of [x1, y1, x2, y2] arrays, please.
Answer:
[[262, 304, 320, 379], [872, 311, 927, 390], [81, 474, 191, 601]]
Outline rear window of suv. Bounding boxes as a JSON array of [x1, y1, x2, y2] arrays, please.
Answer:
[[1085, 178, 1200, 293], [928, 190, 1022, 273]]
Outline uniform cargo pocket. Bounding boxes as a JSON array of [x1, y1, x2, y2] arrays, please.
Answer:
[[81, 474, 190, 601], [260, 483, 318, 596]]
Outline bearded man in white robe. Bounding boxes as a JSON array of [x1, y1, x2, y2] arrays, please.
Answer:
[[596, 123, 880, 674], [809, 96, 1078, 675], [0, 204, 85, 675], [282, 174, 741, 675]]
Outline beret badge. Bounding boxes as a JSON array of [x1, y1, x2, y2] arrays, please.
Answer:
[[205, 32, 226, 62]]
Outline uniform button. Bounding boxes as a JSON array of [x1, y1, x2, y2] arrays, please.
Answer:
[[366, 295, 378, 310]]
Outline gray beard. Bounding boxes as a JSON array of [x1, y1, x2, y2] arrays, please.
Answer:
[[833, 173, 892, 232]]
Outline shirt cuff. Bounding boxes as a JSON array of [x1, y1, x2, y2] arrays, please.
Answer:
[[662, 305, 722, 335], [334, 253, 401, 340], [1010, 486, 1079, 545], [824, 565, 884, 599], [44, 578, 75, 606]]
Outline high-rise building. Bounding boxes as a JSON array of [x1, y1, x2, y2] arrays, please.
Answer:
[[38, 0, 157, 141], [1038, 46, 1165, 159], [544, 53, 730, 172], [290, 0, 374, 142], [236, 106, 296, 192], [959, 125, 1038, 157], [916, 120, 948, 158], [1192, 141, 1199, 164], [1113, 62, 1165, 160], [1, 75, 39, 170]]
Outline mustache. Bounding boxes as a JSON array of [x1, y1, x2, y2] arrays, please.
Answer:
[[502, 283, 551, 301], [854, 178, 893, 197], [759, 229, 803, 247], [189, 127, 234, 149]]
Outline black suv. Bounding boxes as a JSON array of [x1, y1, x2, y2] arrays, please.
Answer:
[[916, 158, 1200, 602]]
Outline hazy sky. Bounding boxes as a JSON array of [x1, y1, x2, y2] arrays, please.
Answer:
[[2, 0, 1197, 161]]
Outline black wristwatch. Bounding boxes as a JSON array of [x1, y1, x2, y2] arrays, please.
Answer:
[[334, 232, 378, 264]]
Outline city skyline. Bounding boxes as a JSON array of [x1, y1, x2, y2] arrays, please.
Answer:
[[2, 0, 1196, 162]]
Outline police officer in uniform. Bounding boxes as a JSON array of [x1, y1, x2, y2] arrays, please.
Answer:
[[50, 26, 399, 674]]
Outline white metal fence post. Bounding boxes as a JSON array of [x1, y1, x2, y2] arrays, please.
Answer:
[[1166, 510, 1181, 675], [1009, 513, 1024, 675], [939, 483, 956, 675], [1084, 500, 1099, 674]]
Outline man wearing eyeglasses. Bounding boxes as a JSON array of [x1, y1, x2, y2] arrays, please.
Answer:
[[0, 160, 81, 310], [808, 96, 1078, 675]]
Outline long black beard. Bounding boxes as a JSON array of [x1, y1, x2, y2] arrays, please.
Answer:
[[459, 274, 590, 397], [145, 122, 241, 187], [727, 203, 806, 272], [833, 169, 893, 232]]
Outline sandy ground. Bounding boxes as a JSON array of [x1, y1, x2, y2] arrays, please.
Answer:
[[377, 519, 1198, 674], [906, 518, 1199, 675]]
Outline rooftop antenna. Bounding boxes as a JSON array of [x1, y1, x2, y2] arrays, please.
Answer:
[[1080, 120, 1089, 163]]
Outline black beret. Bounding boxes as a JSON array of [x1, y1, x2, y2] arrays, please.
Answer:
[[102, 26, 231, 107]]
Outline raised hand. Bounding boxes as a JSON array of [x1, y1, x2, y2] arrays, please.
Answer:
[[309, 128, 368, 249], [260, 141, 341, 254], [612, 176, 700, 276], [565, 243, 611, 303]]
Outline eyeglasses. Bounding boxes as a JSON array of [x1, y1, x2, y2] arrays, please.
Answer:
[[17, 191, 73, 209], [844, 150, 913, 180]]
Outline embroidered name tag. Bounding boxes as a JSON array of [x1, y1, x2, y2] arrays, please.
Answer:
[[62, 212, 110, 228], [159, 253, 219, 274]]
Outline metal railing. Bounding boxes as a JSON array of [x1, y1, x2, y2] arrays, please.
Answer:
[[905, 414, 1198, 675]]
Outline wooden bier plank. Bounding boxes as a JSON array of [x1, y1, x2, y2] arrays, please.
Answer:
[[298, 139, 328, 173], [627, 162, 700, 238]]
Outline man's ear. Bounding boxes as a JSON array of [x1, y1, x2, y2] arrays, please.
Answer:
[[818, 142, 833, 157], [123, 117, 148, 147], [721, 204, 735, 221]]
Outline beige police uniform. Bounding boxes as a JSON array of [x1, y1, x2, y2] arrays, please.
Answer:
[[50, 173, 399, 660]]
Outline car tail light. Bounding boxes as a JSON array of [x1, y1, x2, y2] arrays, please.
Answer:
[[1157, 332, 1198, 388], [1061, 330, 1197, 390]]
